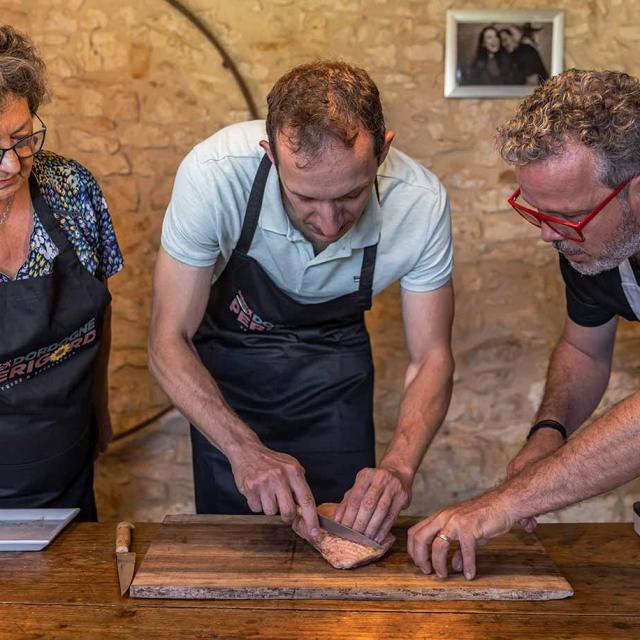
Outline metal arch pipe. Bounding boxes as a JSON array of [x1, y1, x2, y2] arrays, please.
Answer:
[[162, 0, 260, 120], [114, 0, 260, 443]]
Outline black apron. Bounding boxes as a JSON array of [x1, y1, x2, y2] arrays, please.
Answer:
[[191, 154, 377, 513], [0, 177, 111, 521]]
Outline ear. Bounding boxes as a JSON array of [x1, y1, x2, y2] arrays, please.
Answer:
[[628, 174, 640, 214], [259, 139, 276, 165], [377, 131, 396, 166]]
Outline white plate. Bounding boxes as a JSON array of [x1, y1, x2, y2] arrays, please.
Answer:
[[0, 508, 80, 551]]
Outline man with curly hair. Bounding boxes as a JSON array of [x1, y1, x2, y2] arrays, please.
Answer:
[[407, 69, 640, 580]]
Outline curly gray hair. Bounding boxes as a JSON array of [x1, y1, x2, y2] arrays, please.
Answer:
[[0, 25, 49, 113], [497, 69, 640, 188]]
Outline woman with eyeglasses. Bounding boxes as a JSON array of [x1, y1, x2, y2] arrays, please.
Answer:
[[0, 25, 123, 520]]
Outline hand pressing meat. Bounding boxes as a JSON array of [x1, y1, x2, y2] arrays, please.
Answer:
[[292, 502, 395, 569]]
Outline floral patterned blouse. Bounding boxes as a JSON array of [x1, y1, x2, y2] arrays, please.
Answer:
[[0, 150, 124, 283]]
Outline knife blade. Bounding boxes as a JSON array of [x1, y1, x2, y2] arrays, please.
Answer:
[[115, 521, 136, 596], [317, 514, 384, 550]]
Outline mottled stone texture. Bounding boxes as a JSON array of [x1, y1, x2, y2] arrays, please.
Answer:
[[5, 0, 640, 522]]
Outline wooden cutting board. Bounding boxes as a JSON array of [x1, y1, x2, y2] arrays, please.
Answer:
[[129, 514, 573, 601]]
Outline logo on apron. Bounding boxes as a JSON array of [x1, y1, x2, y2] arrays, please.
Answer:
[[229, 290, 275, 332], [0, 317, 98, 391]]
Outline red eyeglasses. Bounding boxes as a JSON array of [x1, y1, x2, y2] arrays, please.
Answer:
[[507, 176, 634, 242]]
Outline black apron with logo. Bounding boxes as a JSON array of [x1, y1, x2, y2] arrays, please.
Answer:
[[0, 177, 111, 521], [191, 154, 377, 513]]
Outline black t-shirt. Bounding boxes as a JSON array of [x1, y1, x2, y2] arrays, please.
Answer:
[[560, 253, 640, 326], [511, 44, 549, 84]]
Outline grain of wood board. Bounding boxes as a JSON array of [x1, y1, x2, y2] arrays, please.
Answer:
[[129, 515, 573, 601]]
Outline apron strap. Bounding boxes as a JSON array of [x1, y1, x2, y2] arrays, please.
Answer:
[[359, 175, 379, 296], [619, 258, 640, 320], [28, 175, 81, 271], [358, 244, 377, 293], [236, 154, 272, 254], [355, 243, 377, 310]]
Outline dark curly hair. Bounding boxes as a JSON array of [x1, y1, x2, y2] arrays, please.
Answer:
[[497, 69, 640, 187], [0, 24, 49, 113], [265, 60, 386, 164]]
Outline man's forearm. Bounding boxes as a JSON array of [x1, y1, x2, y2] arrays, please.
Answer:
[[148, 335, 261, 459], [536, 337, 611, 435], [498, 390, 640, 520], [379, 350, 454, 482]]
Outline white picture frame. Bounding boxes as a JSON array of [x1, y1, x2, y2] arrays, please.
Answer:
[[444, 9, 564, 98]]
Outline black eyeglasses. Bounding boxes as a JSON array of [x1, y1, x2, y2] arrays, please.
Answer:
[[0, 113, 47, 164]]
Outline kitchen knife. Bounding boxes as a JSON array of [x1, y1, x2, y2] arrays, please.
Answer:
[[317, 514, 384, 550], [115, 521, 135, 596]]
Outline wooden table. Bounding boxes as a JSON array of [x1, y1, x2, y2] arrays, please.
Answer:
[[0, 522, 639, 639]]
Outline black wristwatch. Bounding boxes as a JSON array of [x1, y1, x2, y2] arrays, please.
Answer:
[[527, 419, 567, 441]]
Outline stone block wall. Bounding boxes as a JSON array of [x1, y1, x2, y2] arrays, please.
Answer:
[[5, 0, 640, 521]]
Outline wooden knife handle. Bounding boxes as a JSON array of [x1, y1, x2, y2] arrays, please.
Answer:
[[116, 521, 135, 553]]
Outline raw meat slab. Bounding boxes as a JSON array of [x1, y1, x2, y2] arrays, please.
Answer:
[[292, 503, 394, 569]]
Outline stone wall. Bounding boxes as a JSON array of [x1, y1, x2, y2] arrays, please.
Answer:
[[6, 0, 640, 521]]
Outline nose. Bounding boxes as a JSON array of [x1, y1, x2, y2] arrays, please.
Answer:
[[0, 148, 21, 176], [315, 201, 342, 237], [539, 221, 565, 243]]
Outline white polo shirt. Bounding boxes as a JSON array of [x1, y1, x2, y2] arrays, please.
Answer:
[[162, 120, 452, 304]]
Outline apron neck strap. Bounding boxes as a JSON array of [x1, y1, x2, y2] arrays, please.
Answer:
[[358, 244, 377, 293], [236, 154, 272, 254], [28, 175, 74, 255]]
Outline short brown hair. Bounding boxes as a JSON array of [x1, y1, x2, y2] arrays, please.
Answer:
[[265, 60, 385, 163], [0, 25, 49, 113], [497, 69, 640, 187]]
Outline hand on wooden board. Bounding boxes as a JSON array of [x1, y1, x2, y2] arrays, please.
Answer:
[[334, 466, 411, 544], [407, 493, 514, 580], [231, 443, 320, 539]]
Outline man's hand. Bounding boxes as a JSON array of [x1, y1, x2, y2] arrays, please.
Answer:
[[507, 429, 565, 478], [333, 466, 411, 543], [407, 493, 514, 580], [506, 428, 564, 532], [231, 444, 320, 539]]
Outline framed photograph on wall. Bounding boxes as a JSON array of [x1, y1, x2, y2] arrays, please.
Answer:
[[444, 9, 564, 98]]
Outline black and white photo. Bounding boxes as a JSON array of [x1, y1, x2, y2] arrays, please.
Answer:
[[445, 10, 564, 98]]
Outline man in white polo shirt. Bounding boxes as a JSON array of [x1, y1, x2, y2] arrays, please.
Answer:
[[149, 60, 454, 541]]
